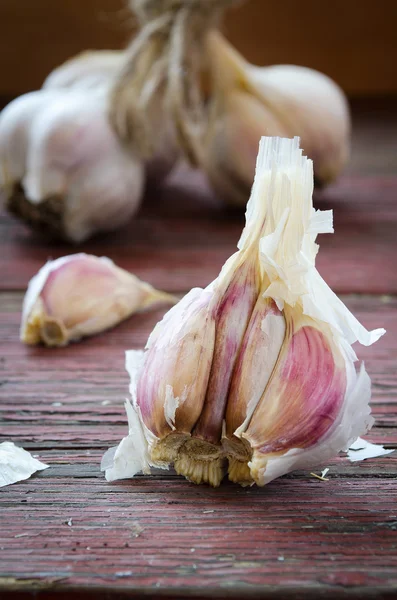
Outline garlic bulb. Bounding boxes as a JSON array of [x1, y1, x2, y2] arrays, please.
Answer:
[[103, 136, 384, 487], [44, 49, 179, 184], [43, 50, 125, 91], [0, 90, 145, 242], [201, 32, 351, 205], [21, 253, 176, 347]]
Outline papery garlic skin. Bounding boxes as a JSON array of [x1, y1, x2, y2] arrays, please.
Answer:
[[202, 32, 350, 205], [0, 90, 145, 242], [21, 253, 176, 347], [105, 136, 384, 488]]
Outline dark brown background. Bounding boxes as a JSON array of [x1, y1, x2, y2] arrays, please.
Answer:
[[1, 0, 396, 97]]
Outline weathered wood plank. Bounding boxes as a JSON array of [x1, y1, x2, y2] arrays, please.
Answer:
[[0, 471, 397, 597]]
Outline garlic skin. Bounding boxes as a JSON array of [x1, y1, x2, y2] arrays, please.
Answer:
[[21, 253, 176, 347], [104, 136, 384, 488], [201, 32, 350, 205], [0, 90, 145, 242]]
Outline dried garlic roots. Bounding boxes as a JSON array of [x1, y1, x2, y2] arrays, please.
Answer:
[[21, 253, 176, 347], [103, 136, 384, 487], [111, 0, 350, 204]]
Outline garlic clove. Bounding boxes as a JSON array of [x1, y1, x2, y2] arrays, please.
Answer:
[[21, 253, 176, 346], [135, 287, 216, 466], [175, 249, 261, 486], [242, 308, 349, 486], [223, 296, 286, 485], [202, 31, 350, 205], [1, 90, 145, 242]]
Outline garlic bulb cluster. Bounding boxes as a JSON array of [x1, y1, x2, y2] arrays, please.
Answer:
[[21, 253, 176, 347], [111, 1, 350, 205], [0, 49, 178, 242], [103, 136, 384, 487]]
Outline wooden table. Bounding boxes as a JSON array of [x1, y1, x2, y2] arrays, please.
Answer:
[[1, 99, 396, 599]]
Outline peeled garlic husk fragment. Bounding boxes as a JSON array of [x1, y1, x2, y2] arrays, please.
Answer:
[[21, 253, 176, 347], [201, 32, 351, 205], [104, 136, 384, 488], [0, 89, 145, 242]]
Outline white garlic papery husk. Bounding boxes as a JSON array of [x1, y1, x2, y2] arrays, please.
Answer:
[[103, 136, 384, 488], [0, 89, 145, 242], [21, 253, 177, 347], [201, 32, 351, 205], [0, 442, 49, 487]]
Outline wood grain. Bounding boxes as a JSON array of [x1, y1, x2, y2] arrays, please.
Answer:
[[0, 100, 396, 599]]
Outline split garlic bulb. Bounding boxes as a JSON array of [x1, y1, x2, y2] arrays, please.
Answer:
[[201, 32, 351, 205], [0, 90, 145, 242], [21, 253, 176, 347], [103, 136, 384, 487]]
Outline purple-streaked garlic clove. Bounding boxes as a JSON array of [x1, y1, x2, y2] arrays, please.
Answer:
[[21, 253, 176, 347], [174, 249, 261, 486], [223, 296, 286, 485], [135, 287, 216, 466]]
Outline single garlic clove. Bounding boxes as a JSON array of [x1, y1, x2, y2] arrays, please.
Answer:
[[202, 32, 350, 205], [21, 253, 176, 347], [0, 90, 145, 242], [240, 308, 347, 485], [223, 296, 286, 485], [135, 287, 216, 467]]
